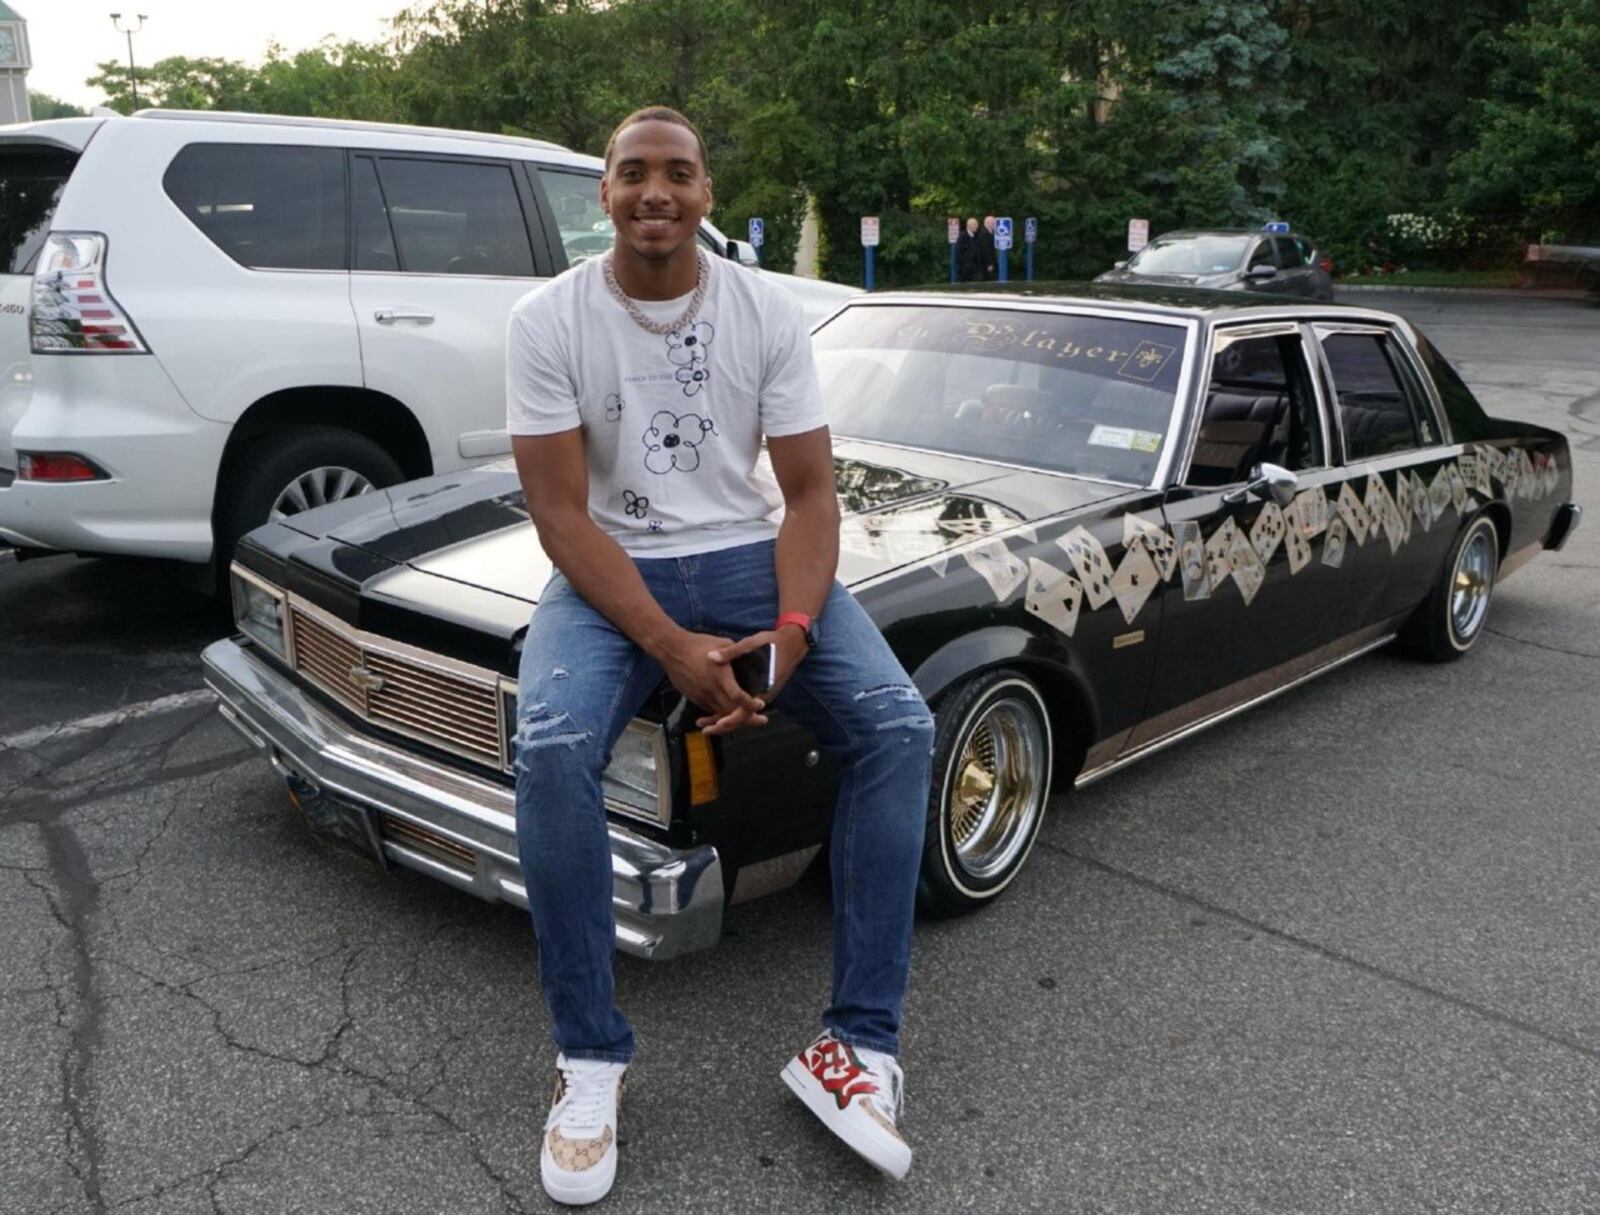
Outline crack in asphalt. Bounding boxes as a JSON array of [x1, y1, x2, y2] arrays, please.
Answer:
[[1483, 626, 1600, 661], [1038, 840, 1600, 1065], [31, 824, 108, 1214], [97, 913, 528, 1213]]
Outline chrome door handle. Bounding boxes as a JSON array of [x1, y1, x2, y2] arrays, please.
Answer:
[[374, 309, 434, 325]]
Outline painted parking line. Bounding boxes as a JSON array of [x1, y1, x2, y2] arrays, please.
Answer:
[[0, 548, 15, 564], [0, 689, 216, 751]]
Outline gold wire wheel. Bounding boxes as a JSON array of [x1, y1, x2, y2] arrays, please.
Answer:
[[946, 694, 1048, 881]]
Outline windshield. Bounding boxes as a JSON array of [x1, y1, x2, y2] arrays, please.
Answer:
[[1130, 235, 1249, 276], [1, 148, 78, 274], [813, 304, 1188, 484]]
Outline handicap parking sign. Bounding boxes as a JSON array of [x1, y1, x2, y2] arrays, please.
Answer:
[[995, 216, 1013, 251], [748, 217, 764, 247], [1024, 216, 1038, 245]]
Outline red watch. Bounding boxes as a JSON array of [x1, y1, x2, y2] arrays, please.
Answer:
[[775, 612, 818, 649]]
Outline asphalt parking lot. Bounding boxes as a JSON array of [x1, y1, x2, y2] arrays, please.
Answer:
[[3, 289, 1597, 1214]]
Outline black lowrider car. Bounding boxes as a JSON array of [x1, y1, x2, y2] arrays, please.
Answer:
[[202, 285, 1581, 960]]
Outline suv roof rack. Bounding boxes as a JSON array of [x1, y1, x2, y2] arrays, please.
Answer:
[[131, 109, 570, 153]]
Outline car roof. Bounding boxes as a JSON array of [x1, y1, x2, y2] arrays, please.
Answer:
[[129, 108, 574, 154], [1148, 228, 1310, 241], [846, 281, 1386, 323]]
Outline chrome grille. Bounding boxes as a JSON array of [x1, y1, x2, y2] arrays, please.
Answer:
[[379, 814, 477, 873], [364, 652, 502, 765], [289, 607, 364, 713], [287, 599, 505, 769]]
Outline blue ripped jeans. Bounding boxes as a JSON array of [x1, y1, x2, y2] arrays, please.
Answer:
[[512, 539, 933, 1063]]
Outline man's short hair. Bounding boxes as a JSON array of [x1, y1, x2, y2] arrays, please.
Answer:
[[603, 106, 709, 173]]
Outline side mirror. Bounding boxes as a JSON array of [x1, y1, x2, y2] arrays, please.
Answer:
[[1246, 263, 1278, 280], [1223, 462, 1298, 508], [1114, 260, 1128, 271], [724, 239, 760, 267]]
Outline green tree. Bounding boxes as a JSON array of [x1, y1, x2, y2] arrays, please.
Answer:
[[1450, 0, 1600, 236], [28, 92, 87, 119]]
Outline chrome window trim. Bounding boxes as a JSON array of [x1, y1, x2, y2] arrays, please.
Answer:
[[1173, 320, 1332, 488], [818, 298, 1200, 490], [286, 592, 507, 771], [1313, 322, 1453, 462]]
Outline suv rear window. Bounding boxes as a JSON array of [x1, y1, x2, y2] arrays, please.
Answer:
[[1, 148, 78, 274], [375, 158, 534, 277], [163, 144, 346, 271]]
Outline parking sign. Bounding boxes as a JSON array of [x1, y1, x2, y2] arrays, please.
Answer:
[[1128, 218, 1149, 252], [948, 217, 959, 244], [748, 217, 764, 247], [861, 216, 880, 247], [995, 216, 1013, 251], [1024, 216, 1038, 245]]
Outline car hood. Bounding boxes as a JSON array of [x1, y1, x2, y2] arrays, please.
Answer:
[[299, 440, 1127, 607]]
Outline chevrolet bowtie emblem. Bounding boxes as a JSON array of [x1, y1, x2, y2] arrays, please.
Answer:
[[347, 664, 385, 693]]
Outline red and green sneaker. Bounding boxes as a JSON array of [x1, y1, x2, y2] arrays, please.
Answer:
[[781, 1032, 912, 1179]]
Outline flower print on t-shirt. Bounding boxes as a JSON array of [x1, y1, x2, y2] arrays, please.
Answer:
[[666, 322, 712, 397], [665, 322, 712, 367], [622, 488, 649, 518], [643, 410, 715, 474], [604, 393, 625, 421]]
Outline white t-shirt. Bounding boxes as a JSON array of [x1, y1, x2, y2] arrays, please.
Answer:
[[505, 252, 828, 557]]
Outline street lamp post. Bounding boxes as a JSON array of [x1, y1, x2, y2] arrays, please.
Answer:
[[109, 13, 148, 109]]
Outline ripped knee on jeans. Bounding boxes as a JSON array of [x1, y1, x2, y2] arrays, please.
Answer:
[[512, 701, 592, 770], [855, 683, 935, 737]]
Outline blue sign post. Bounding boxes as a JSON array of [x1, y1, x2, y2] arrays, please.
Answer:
[[748, 217, 764, 265], [995, 216, 1013, 283], [861, 216, 880, 291], [1024, 216, 1037, 282]]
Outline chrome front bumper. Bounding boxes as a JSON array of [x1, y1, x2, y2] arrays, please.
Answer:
[[201, 638, 724, 960]]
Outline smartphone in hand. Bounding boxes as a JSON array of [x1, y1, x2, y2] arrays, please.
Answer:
[[730, 642, 776, 697]]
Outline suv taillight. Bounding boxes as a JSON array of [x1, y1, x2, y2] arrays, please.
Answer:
[[30, 233, 148, 355]]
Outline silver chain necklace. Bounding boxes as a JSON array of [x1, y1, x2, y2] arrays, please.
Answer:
[[602, 248, 709, 335]]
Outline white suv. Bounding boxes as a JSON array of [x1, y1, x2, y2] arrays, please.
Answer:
[[0, 110, 854, 584]]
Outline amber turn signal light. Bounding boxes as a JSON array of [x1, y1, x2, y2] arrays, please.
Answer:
[[685, 731, 719, 805]]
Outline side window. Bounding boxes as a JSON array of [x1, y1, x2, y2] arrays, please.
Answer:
[[1188, 333, 1325, 486], [1273, 236, 1305, 268], [376, 158, 534, 277], [1295, 236, 1316, 266], [1246, 241, 1274, 270], [1321, 332, 1438, 459], [536, 168, 613, 265], [352, 157, 398, 273], [163, 143, 345, 271]]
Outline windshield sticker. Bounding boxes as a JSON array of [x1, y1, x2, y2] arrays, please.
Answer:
[[1117, 341, 1178, 383], [1088, 424, 1162, 453], [818, 307, 1186, 395]]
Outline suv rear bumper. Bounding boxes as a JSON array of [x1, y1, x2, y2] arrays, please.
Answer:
[[0, 357, 227, 561], [201, 637, 725, 961]]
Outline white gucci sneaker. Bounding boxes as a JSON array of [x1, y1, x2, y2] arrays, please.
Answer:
[[540, 1054, 627, 1206], [781, 1031, 912, 1179]]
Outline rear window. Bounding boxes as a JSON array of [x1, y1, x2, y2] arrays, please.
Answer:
[[1, 148, 78, 274], [813, 304, 1188, 484], [375, 157, 534, 277], [163, 143, 346, 271]]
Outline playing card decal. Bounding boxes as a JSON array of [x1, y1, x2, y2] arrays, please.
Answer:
[[1123, 513, 1178, 581], [1175, 520, 1210, 600], [1024, 558, 1084, 637], [965, 538, 1028, 602], [1057, 526, 1116, 610], [1111, 543, 1160, 624]]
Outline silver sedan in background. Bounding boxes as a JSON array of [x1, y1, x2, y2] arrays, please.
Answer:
[[1095, 227, 1336, 300]]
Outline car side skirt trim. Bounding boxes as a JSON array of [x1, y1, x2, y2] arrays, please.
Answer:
[[1075, 620, 1397, 788]]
